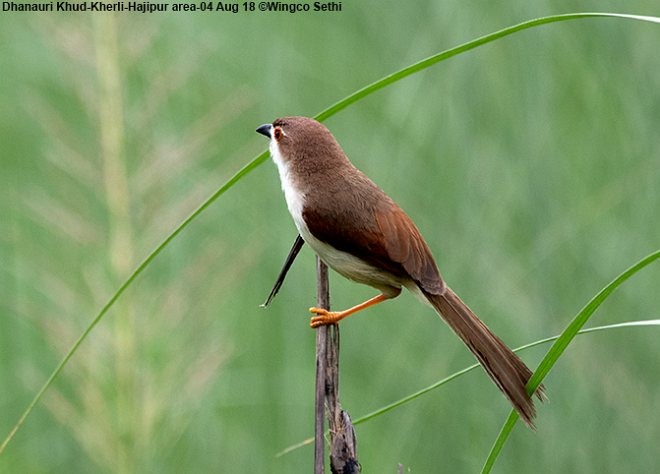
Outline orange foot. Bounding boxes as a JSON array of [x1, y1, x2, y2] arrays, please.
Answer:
[[309, 307, 343, 328]]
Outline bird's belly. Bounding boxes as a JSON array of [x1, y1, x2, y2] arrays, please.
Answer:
[[295, 218, 403, 293]]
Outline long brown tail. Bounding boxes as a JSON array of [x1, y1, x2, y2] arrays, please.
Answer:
[[424, 286, 544, 427]]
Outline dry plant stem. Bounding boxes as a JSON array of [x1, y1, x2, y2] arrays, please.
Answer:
[[314, 258, 359, 474], [314, 259, 330, 473], [326, 330, 359, 474]]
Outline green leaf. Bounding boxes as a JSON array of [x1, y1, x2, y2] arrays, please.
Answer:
[[481, 249, 660, 473]]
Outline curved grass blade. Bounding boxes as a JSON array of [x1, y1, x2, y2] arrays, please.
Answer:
[[481, 249, 660, 474], [314, 13, 660, 122], [0, 151, 269, 454], [3, 12, 659, 455], [276, 316, 660, 457]]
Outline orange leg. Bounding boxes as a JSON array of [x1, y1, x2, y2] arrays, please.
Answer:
[[309, 293, 391, 328]]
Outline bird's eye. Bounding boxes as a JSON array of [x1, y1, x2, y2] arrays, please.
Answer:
[[273, 126, 283, 140]]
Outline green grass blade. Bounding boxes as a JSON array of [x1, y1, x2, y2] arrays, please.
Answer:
[[276, 317, 660, 457], [3, 11, 659, 455], [314, 13, 660, 122], [0, 150, 268, 455], [352, 320, 660, 428], [481, 250, 660, 474]]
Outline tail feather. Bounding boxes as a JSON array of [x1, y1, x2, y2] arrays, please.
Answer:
[[425, 286, 545, 427]]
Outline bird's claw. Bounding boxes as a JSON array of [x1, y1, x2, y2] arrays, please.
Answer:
[[309, 307, 340, 328]]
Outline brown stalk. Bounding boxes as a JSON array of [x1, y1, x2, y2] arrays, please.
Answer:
[[314, 258, 359, 473]]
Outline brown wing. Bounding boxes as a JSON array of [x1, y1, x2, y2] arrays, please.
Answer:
[[302, 184, 444, 294], [374, 203, 445, 294]]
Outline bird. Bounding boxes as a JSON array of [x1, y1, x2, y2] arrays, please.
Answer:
[[256, 116, 544, 426]]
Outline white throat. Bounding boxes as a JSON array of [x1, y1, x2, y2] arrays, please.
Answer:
[[270, 139, 306, 233]]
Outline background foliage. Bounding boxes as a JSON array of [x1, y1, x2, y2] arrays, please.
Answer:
[[1, 1, 658, 472]]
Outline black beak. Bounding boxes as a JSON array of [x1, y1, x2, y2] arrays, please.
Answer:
[[256, 123, 272, 138]]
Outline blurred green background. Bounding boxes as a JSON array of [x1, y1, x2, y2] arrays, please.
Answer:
[[1, 1, 659, 472]]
